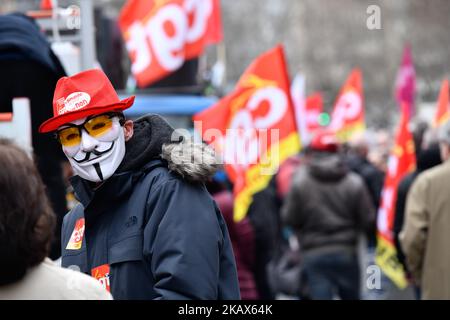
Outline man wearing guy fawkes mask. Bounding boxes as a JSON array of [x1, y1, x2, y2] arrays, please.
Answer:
[[39, 69, 240, 300], [59, 112, 128, 183]]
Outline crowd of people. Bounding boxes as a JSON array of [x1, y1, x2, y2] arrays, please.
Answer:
[[214, 118, 449, 300]]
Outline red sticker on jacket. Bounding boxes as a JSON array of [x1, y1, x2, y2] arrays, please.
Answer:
[[66, 218, 85, 250], [91, 264, 111, 292]]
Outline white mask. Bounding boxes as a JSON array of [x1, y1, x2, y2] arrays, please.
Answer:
[[60, 116, 126, 182]]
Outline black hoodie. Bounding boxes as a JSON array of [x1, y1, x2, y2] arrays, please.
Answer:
[[62, 115, 240, 300]]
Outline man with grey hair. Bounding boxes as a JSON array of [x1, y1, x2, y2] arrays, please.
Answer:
[[400, 119, 450, 299]]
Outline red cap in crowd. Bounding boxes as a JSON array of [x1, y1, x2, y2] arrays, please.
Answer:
[[309, 130, 340, 153]]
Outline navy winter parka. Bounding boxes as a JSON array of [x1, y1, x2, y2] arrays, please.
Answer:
[[61, 115, 240, 300]]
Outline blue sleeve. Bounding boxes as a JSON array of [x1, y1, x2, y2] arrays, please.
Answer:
[[144, 178, 226, 300]]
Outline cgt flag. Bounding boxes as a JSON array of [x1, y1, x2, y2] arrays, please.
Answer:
[[376, 103, 416, 289], [305, 93, 324, 133], [290, 73, 307, 144], [193, 45, 301, 222], [433, 79, 449, 128], [290, 73, 324, 145], [329, 68, 365, 142], [119, 0, 222, 88]]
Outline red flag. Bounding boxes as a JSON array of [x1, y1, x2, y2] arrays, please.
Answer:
[[433, 79, 450, 128], [395, 44, 416, 115], [329, 68, 365, 141], [119, 0, 222, 88], [290, 74, 306, 143], [194, 45, 300, 221], [203, 0, 223, 44], [376, 102, 416, 289], [290, 73, 323, 143], [305, 93, 324, 133]]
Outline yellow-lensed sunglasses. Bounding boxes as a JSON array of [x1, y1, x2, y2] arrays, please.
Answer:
[[56, 113, 125, 147]]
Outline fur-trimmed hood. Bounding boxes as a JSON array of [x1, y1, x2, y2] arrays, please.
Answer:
[[117, 114, 219, 183]]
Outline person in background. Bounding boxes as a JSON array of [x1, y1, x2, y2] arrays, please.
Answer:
[[0, 12, 67, 259], [346, 135, 384, 247], [411, 121, 429, 159], [246, 174, 285, 299], [282, 130, 375, 300], [369, 130, 391, 174], [400, 120, 450, 299], [0, 139, 112, 300], [246, 152, 304, 299], [206, 174, 259, 300], [393, 141, 441, 284]]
